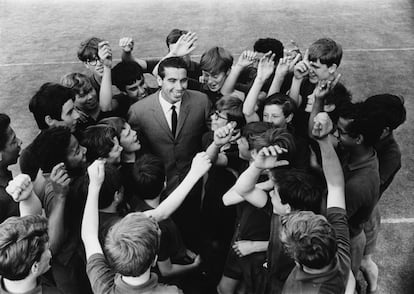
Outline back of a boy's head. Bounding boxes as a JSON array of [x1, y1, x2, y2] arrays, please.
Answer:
[[265, 93, 297, 117], [200, 47, 233, 74], [0, 215, 48, 280], [166, 28, 188, 48], [253, 38, 284, 60], [81, 125, 116, 162], [112, 61, 144, 91], [363, 94, 406, 131], [29, 83, 76, 130], [216, 95, 246, 129], [308, 38, 343, 67], [105, 212, 160, 277], [60, 72, 94, 96], [77, 37, 103, 62], [131, 154, 165, 200], [249, 127, 296, 158], [241, 121, 273, 149], [271, 168, 325, 213], [31, 126, 72, 173], [0, 113, 11, 152], [280, 211, 337, 269]]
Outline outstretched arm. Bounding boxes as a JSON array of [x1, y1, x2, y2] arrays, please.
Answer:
[[312, 113, 345, 209], [144, 152, 211, 222], [81, 160, 106, 259]]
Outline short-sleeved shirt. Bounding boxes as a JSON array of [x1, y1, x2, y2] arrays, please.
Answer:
[[375, 133, 402, 195], [0, 172, 19, 224], [282, 207, 351, 294], [86, 253, 183, 294], [0, 277, 62, 294], [342, 150, 380, 237]]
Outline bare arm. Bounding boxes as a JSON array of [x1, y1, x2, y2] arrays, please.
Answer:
[[119, 37, 148, 69], [97, 41, 113, 112], [158, 255, 201, 277]]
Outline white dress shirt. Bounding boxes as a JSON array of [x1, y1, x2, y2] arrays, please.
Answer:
[[158, 92, 182, 130]]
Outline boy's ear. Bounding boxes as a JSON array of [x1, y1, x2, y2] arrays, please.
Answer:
[[324, 104, 336, 112], [285, 204, 292, 214], [156, 75, 163, 87], [44, 115, 55, 127], [152, 254, 158, 267], [355, 134, 364, 145], [328, 64, 337, 74], [286, 113, 294, 123], [31, 261, 39, 275], [114, 191, 122, 203]]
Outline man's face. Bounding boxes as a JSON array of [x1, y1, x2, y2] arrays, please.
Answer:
[[335, 117, 356, 149], [158, 67, 188, 104], [58, 100, 80, 132], [309, 59, 333, 83], [202, 71, 227, 92], [65, 135, 87, 170], [0, 127, 22, 166], [125, 77, 149, 100], [85, 59, 104, 77], [106, 137, 123, 164], [120, 123, 141, 153], [74, 88, 98, 112], [263, 104, 287, 128]]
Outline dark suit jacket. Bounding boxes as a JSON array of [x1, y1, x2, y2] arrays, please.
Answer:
[[128, 89, 211, 193]]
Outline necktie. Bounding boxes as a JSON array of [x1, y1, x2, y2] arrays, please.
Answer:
[[171, 105, 177, 137]]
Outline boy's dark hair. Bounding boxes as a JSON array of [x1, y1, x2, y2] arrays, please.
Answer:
[[308, 38, 343, 67], [31, 127, 72, 173], [241, 122, 274, 149], [158, 57, 188, 79], [131, 154, 165, 200], [338, 101, 383, 146], [216, 95, 246, 129], [271, 168, 325, 213], [81, 125, 117, 162], [112, 61, 144, 91], [60, 72, 94, 96], [264, 93, 297, 117], [363, 94, 406, 131], [0, 215, 49, 280], [324, 82, 352, 124], [98, 117, 126, 140], [29, 83, 76, 130], [166, 29, 188, 48], [77, 37, 103, 62], [280, 211, 336, 269], [249, 128, 296, 160], [105, 212, 160, 276], [253, 38, 284, 60], [200, 47, 233, 75], [0, 113, 11, 151]]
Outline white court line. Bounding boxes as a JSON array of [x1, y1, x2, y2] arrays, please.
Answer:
[[381, 218, 414, 224], [1, 47, 414, 67]]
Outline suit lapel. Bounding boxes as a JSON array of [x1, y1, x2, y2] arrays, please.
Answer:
[[176, 92, 190, 138], [151, 93, 174, 140]]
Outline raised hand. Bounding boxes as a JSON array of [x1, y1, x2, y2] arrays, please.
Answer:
[[98, 41, 112, 67], [6, 174, 33, 202], [293, 49, 309, 80], [253, 145, 290, 170], [314, 73, 342, 99], [169, 32, 197, 57], [119, 37, 134, 52], [257, 51, 275, 81], [275, 53, 301, 79], [87, 159, 106, 187], [189, 152, 212, 177], [312, 112, 334, 139], [50, 163, 70, 198], [214, 121, 239, 147], [236, 50, 257, 68]]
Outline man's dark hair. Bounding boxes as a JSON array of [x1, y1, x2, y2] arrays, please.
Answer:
[[254, 38, 284, 60], [272, 168, 325, 213], [29, 83, 76, 130], [166, 29, 188, 48], [131, 154, 165, 200], [338, 101, 383, 146], [157, 57, 188, 79], [0, 113, 11, 151], [308, 38, 343, 67], [77, 37, 103, 62], [0, 215, 48, 280], [81, 125, 117, 162], [112, 61, 144, 91], [31, 127, 72, 173]]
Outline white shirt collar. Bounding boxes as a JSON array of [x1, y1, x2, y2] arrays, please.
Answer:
[[158, 92, 182, 130]]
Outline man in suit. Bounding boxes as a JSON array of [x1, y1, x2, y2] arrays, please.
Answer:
[[128, 57, 211, 249]]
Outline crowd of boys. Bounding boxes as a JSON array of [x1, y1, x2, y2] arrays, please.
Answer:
[[0, 29, 406, 294]]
